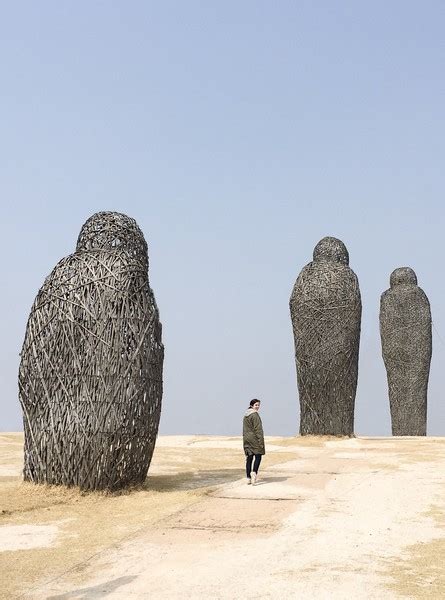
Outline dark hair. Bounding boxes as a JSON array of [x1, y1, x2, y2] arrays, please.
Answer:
[[249, 399, 260, 407]]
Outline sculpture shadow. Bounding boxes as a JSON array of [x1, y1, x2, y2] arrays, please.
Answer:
[[143, 468, 244, 492], [47, 575, 136, 599]]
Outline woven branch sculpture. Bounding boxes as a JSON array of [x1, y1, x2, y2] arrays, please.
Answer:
[[290, 237, 361, 436], [18, 212, 164, 491], [380, 267, 431, 436]]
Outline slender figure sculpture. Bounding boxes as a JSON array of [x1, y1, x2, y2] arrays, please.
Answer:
[[19, 212, 164, 490], [380, 267, 431, 436], [290, 237, 361, 435]]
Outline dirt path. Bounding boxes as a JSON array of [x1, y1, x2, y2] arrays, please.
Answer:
[[1, 435, 444, 599]]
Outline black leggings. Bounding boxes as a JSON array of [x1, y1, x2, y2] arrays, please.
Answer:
[[246, 454, 262, 478]]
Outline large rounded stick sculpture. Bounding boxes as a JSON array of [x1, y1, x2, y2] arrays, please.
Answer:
[[18, 212, 164, 490], [290, 237, 361, 436], [380, 267, 431, 436]]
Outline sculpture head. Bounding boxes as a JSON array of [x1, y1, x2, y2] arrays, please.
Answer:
[[313, 236, 349, 265], [76, 212, 148, 267], [390, 267, 417, 288]]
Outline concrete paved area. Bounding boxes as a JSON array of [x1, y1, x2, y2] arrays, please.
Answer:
[[1, 435, 444, 599]]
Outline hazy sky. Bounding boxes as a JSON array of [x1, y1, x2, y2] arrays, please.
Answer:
[[1, 2, 444, 436]]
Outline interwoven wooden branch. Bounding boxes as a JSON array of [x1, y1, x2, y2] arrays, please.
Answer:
[[290, 237, 361, 436], [18, 212, 163, 490], [380, 267, 431, 436]]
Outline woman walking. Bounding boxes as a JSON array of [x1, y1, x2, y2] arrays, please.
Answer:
[[243, 399, 265, 485]]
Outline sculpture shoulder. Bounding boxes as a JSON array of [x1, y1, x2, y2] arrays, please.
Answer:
[[381, 285, 430, 309], [416, 287, 431, 310], [26, 249, 158, 329], [291, 261, 360, 305], [55, 249, 144, 284], [294, 261, 358, 283], [380, 285, 431, 326], [21, 248, 162, 362], [290, 262, 311, 302]]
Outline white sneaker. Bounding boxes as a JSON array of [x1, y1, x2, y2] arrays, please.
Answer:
[[251, 472, 257, 486], [247, 477, 251, 485]]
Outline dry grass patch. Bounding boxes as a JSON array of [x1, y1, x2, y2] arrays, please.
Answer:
[[385, 504, 445, 599], [0, 483, 204, 598], [0, 434, 297, 599]]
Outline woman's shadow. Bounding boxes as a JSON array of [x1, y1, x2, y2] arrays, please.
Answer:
[[48, 575, 136, 599], [254, 476, 289, 485]]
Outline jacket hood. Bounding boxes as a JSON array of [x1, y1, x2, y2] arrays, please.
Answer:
[[244, 408, 256, 417]]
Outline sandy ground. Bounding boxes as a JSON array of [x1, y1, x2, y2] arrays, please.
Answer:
[[0, 434, 444, 599]]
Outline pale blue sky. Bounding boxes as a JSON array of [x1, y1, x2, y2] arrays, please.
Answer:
[[1, 2, 444, 435]]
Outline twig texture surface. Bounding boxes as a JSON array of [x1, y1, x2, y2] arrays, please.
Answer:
[[290, 237, 361, 435], [19, 212, 163, 490], [380, 267, 431, 436]]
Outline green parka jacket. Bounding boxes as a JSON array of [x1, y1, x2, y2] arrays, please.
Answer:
[[243, 408, 265, 456]]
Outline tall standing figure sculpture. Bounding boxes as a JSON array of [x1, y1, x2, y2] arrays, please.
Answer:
[[380, 267, 431, 436], [290, 237, 361, 435], [19, 212, 164, 490]]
